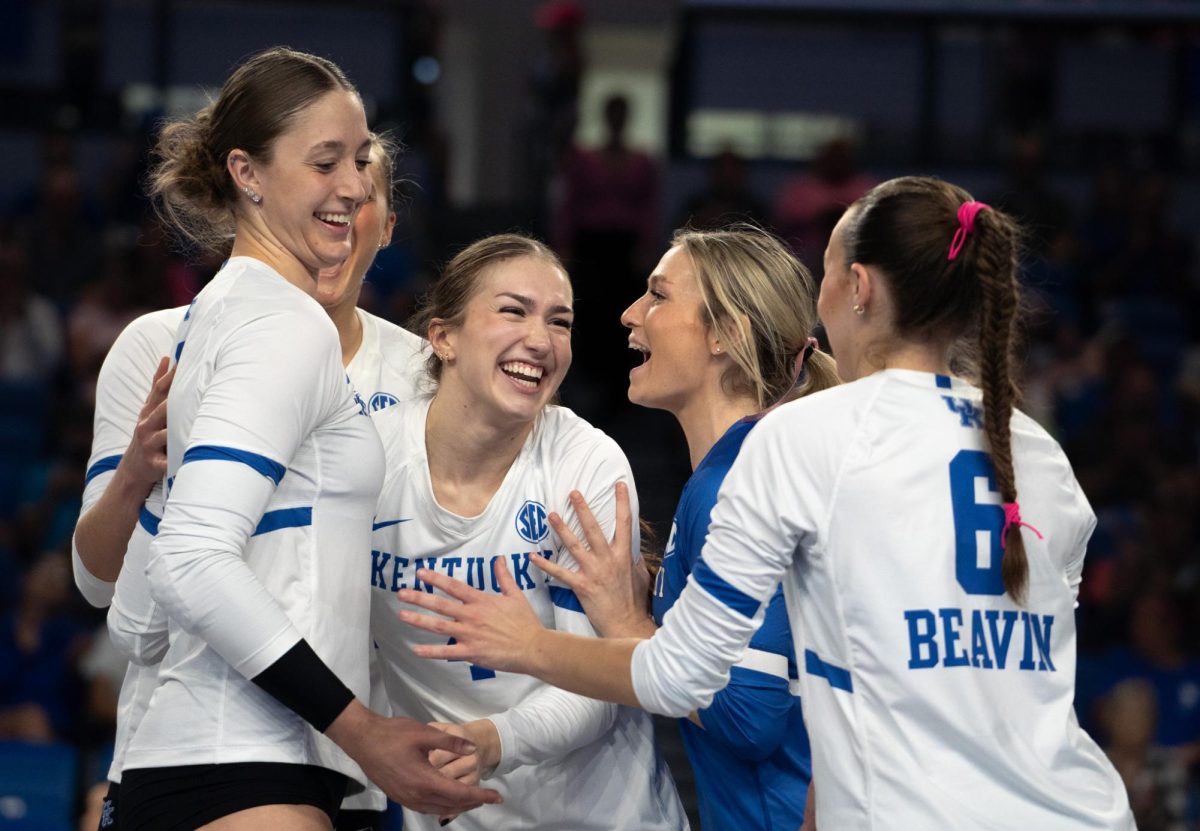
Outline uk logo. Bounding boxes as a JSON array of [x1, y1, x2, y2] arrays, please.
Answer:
[[369, 391, 399, 412], [515, 500, 549, 544], [100, 800, 115, 828], [352, 389, 369, 417]]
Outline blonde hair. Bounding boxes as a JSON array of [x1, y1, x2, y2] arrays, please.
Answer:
[[672, 224, 839, 410]]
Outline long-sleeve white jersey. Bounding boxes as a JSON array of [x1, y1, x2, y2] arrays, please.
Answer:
[[632, 369, 1133, 831], [95, 306, 424, 800], [370, 398, 687, 831], [74, 307, 184, 784], [122, 257, 385, 790]]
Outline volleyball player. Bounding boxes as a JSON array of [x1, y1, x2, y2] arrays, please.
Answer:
[[369, 234, 686, 830], [524, 226, 837, 829], [102, 47, 496, 829], [395, 176, 1135, 829], [78, 137, 432, 830]]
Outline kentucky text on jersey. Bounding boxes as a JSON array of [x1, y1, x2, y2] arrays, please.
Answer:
[[905, 607, 1056, 671], [370, 549, 554, 593]]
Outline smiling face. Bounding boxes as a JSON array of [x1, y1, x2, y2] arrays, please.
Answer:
[[434, 255, 574, 427], [314, 144, 396, 313], [621, 245, 716, 415], [247, 89, 372, 279]]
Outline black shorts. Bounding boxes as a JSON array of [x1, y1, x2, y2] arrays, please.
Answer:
[[334, 809, 385, 831], [99, 781, 119, 830], [121, 762, 348, 831]]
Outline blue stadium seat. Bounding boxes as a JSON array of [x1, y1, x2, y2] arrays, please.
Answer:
[[0, 741, 76, 831]]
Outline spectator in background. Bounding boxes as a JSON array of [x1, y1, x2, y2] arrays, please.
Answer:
[[13, 140, 102, 307], [771, 136, 873, 270], [67, 238, 155, 406], [986, 132, 1071, 259], [1100, 679, 1197, 831], [1090, 589, 1200, 759], [0, 226, 64, 385], [526, 0, 586, 233], [677, 147, 767, 231], [558, 93, 660, 423], [0, 551, 88, 742]]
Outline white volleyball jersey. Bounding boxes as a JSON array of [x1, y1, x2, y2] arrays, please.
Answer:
[[341, 308, 427, 813], [75, 306, 185, 608], [97, 305, 425, 799], [75, 307, 184, 784], [347, 308, 429, 414], [633, 369, 1133, 830], [371, 398, 687, 831], [125, 257, 384, 789]]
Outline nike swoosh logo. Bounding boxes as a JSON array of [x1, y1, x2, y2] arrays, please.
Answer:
[[372, 518, 412, 531]]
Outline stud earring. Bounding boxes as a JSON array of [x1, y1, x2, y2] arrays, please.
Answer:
[[242, 187, 262, 205], [852, 304, 865, 315]]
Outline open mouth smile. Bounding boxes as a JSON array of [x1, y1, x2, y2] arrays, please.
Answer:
[[500, 360, 545, 390]]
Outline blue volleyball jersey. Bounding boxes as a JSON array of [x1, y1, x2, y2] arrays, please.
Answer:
[[653, 418, 810, 830]]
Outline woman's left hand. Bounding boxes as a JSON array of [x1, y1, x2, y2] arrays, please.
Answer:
[[398, 558, 546, 675], [534, 482, 655, 638]]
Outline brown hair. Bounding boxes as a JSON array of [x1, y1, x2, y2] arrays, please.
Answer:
[[369, 131, 400, 214], [409, 233, 567, 383], [148, 46, 358, 252], [672, 224, 839, 410], [843, 176, 1029, 602]]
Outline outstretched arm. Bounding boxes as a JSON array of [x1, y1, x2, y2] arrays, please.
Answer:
[[399, 557, 643, 708]]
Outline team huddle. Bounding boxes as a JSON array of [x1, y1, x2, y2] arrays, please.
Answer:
[[71, 47, 1135, 831]]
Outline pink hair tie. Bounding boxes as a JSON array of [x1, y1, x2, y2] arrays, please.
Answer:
[[791, 336, 820, 383], [947, 201, 991, 261], [1001, 501, 1043, 548]]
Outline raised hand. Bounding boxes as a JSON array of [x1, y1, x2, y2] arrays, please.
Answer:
[[397, 557, 546, 675], [536, 482, 656, 638], [124, 356, 174, 491]]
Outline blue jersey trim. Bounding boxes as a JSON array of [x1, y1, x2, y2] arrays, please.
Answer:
[[138, 506, 161, 537], [692, 557, 761, 619], [252, 507, 313, 536], [548, 586, 585, 614], [85, 455, 123, 485], [935, 374, 952, 389], [181, 445, 286, 485], [804, 649, 854, 692], [174, 340, 185, 361]]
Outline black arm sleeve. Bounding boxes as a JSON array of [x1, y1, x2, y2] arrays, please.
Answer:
[[251, 639, 356, 733]]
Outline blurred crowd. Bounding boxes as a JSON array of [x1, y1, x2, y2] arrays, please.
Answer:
[[1, 10, 1199, 830]]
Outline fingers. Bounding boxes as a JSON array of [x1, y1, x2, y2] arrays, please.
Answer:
[[438, 755, 478, 783], [420, 725, 478, 757], [527, 552, 577, 586], [493, 557, 519, 596], [613, 481, 632, 549], [417, 772, 502, 808], [398, 609, 462, 641], [407, 569, 481, 603], [567, 490, 611, 556], [397, 588, 467, 620], [547, 512, 593, 568], [408, 634, 472, 660]]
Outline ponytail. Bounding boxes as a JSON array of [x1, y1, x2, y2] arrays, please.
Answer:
[[971, 209, 1028, 603]]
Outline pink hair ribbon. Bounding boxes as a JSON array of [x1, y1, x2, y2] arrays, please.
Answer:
[[1001, 501, 1043, 548], [947, 201, 991, 261], [791, 336, 820, 383]]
